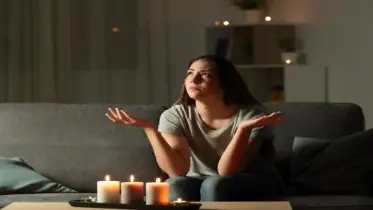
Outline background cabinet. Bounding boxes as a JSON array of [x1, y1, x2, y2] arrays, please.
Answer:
[[285, 65, 328, 102], [206, 24, 296, 65], [205, 24, 326, 103]]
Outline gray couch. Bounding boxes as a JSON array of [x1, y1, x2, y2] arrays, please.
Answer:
[[0, 102, 372, 209]]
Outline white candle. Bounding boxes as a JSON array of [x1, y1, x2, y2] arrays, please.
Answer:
[[145, 177, 169, 205], [121, 175, 144, 204], [97, 175, 120, 203]]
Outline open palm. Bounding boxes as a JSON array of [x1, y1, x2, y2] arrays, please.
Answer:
[[240, 111, 282, 130], [105, 108, 151, 128]]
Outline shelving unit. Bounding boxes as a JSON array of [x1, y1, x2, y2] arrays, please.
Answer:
[[206, 24, 296, 65], [284, 65, 328, 102], [205, 24, 296, 102], [236, 66, 284, 102], [205, 24, 324, 103]]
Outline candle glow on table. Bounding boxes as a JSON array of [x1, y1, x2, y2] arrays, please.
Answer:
[[172, 198, 187, 204], [120, 175, 144, 204], [97, 175, 120, 203], [145, 177, 169, 205]]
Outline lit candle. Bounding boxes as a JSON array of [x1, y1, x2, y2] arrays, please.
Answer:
[[172, 198, 187, 205], [97, 175, 120, 203], [121, 175, 144, 204], [145, 177, 169, 205]]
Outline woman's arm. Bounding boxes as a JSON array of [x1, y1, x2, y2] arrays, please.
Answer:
[[217, 112, 281, 176], [106, 108, 190, 177], [217, 126, 261, 176], [143, 124, 190, 177]]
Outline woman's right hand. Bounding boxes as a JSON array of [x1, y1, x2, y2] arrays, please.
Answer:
[[105, 108, 153, 128]]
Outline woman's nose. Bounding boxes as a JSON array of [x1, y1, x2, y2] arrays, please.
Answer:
[[192, 74, 202, 84]]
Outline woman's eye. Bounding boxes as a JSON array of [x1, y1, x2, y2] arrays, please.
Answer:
[[186, 71, 193, 75], [203, 73, 211, 77]]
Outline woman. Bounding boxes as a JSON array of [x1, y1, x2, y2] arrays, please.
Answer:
[[105, 55, 286, 201]]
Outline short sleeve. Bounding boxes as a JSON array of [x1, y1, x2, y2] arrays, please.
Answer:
[[158, 106, 184, 136], [250, 125, 274, 140], [241, 106, 275, 141]]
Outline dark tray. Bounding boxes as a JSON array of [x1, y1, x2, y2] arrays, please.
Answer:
[[68, 199, 202, 210]]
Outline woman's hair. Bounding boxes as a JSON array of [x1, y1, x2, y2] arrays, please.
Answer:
[[174, 54, 262, 106], [175, 55, 276, 160], [175, 54, 276, 162]]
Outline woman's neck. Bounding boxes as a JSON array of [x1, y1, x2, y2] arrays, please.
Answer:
[[195, 100, 236, 120]]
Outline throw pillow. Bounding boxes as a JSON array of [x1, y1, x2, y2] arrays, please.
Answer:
[[0, 157, 76, 194], [291, 136, 330, 180], [291, 129, 373, 195]]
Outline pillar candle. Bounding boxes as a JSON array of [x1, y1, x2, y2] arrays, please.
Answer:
[[121, 175, 144, 204], [145, 177, 169, 205], [97, 175, 120, 203]]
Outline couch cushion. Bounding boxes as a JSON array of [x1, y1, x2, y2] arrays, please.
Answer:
[[291, 137, 330, 181], [0, 104, 167, 193], [0, 157, 75, 194], [263, 102, 365, 159], [0, 193, 94, 208], [263, 102, 365, 186], [290, 129, 373, 195]]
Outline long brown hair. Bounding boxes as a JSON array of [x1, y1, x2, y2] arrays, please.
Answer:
[[174, 54, 262, 107]]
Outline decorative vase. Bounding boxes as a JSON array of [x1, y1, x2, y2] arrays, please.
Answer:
[[244, 9, 262, 24], [281, 52, 298, 64]]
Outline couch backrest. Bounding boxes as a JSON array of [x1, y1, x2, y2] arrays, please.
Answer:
[[0, 103, 167, 192], [0, 102, 365, 192], [263, 102, 365, 159]]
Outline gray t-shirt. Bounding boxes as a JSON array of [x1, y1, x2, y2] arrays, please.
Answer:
[[158, 104, 275, 176]]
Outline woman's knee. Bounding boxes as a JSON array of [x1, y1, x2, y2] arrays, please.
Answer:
[[165, 176, 192, 187], [165, 176, 202, 201], [200, 176, 230, 191], [200, 176, 231, 201], [166, 176, 197, 195]]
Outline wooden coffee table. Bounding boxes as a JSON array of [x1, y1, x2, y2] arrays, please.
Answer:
[[2, 202, 293, 210]]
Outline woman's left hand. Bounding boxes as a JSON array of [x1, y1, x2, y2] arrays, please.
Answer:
[[239, 112, 282, 131]]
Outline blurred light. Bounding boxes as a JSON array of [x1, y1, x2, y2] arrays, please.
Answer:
[[285, 59, 292, 64], [265, 16, 272, 22], [214, 20, 221, 26], [112, 26, 119, 32], [223, 21, 230, 26]]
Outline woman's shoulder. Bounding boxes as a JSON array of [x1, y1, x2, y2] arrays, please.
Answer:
[[164, 104, 194, 113], [236, 104, 269, 120], [161, 104, 194, 118]]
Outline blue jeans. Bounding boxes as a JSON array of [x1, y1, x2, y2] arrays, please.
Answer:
[[165, 170, 286, 201]]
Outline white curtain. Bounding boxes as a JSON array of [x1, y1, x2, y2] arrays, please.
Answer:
[[0, 0, 145, 103]]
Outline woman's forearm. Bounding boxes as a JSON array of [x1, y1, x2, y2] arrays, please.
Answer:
[[143, 124, 189, 177], [217, 127, 251, 176]]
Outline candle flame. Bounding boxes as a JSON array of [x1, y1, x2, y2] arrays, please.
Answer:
[[105, 175, 110, 181], [130, 175, 135, 182], [173, 198, 186, 204], [155, 177, 161, 183]]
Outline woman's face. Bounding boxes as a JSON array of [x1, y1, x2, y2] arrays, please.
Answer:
[[184, 59, 223, 102]]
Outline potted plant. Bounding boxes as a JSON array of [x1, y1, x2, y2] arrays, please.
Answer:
[[278, 37, 297, 64], [227, 0, 266, 23]]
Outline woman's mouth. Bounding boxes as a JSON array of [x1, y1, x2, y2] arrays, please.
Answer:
[[189, 86, 201, 91]]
